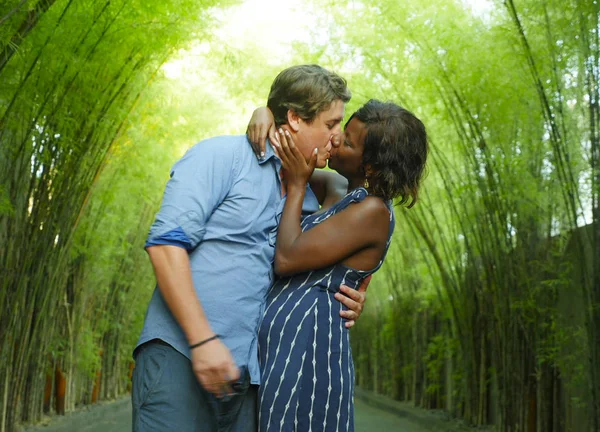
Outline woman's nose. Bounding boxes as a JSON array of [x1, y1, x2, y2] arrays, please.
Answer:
[[330, 134, 341, 148]]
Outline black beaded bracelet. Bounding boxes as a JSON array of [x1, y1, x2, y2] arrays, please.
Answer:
[[189, 334, 220, 350]]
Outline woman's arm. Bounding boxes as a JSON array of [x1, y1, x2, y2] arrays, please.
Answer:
[[274, 129, 390, 277], [275, 195, 390, 276]]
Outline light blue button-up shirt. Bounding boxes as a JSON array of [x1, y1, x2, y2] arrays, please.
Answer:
[[136, 135, 319, 385]]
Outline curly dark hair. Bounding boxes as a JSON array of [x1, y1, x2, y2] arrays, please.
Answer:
[[348, 100, 428, 207]]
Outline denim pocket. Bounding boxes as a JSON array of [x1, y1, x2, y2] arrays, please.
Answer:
[[132, 341, 168, 409]]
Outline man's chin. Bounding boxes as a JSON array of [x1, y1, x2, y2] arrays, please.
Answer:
[[316, 160, 328, 169]]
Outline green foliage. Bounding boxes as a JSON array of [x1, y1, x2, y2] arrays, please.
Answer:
[[2, 0, 599, 430], [0, 185, 14, 216], [321, 0, 600, 428], [74, 327, 102, 380]]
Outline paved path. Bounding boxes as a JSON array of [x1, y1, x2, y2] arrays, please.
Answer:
[[23, 396, 444, 432], [355, 398, 438, 431]]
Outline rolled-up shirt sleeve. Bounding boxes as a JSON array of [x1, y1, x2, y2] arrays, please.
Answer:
[[145, 141, 238, 251]]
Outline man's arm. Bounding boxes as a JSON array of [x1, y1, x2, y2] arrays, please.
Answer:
[[145, 140, 240, 397], [147, 245, 238, 396]]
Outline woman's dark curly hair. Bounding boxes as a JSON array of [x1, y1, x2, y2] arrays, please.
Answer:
[[347, 99, 428, 207]]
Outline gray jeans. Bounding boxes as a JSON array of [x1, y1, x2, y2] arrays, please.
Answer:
[[132, 339, 257, 432]]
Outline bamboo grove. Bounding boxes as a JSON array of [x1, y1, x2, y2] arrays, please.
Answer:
[[0, 0, 239, 430], [330, 0, 600, 431], [1, 0, 599, 431]]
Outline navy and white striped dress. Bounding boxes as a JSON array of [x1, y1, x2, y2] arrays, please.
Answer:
[[258, 187, 395, 432]]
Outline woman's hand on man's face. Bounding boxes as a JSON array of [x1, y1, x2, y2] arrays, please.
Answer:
[[274, 128, 317, 190]]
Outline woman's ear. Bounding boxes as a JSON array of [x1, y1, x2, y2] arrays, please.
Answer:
[[363, 163, 374, 178], [286, 109, 301, 133]]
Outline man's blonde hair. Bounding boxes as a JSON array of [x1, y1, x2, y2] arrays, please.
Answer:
[[267, 65, 351, 127]]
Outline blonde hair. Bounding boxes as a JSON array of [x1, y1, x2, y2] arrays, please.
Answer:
[[267, 65, 351, 126]]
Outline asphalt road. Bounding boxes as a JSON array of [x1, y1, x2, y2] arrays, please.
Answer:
[[23, 396, 440, 432]]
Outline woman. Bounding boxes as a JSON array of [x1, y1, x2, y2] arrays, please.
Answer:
[[248, 100, 428, 432]]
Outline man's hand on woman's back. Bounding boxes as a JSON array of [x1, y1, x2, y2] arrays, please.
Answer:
[[335, 275, 370, 328]]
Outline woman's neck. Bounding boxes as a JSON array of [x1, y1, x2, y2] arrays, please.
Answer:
[[347, 177, 366, 192]]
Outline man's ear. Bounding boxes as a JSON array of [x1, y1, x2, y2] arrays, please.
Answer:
[[286, 109, 301, 133]]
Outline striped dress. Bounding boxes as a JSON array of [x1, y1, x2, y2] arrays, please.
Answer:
[[258, 187, 395, 432]]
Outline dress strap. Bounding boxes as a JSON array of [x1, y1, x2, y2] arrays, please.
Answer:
[[336, 187, 369, 210]]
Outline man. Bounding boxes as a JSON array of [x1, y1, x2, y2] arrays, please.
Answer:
[[132, 65, 368, 432]]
